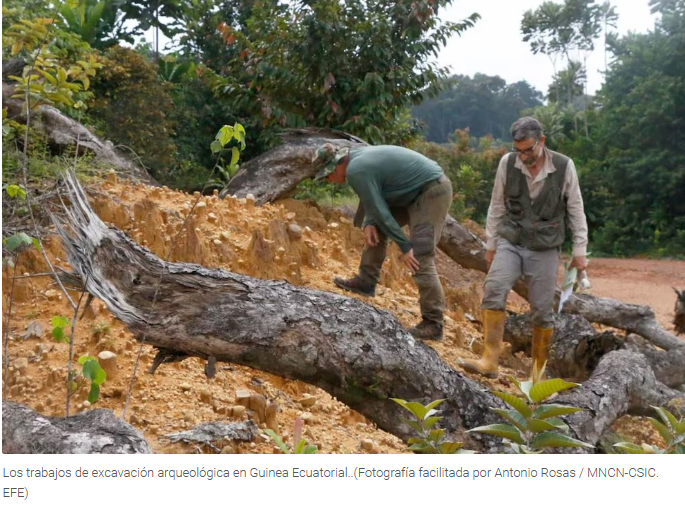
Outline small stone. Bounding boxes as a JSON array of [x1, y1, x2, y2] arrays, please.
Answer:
[[329, 222, 339, 229], [44, 289, 59, 300], [213, 239, 222, 246], [361, 439, 374, 452], [183, 413, 195, 423], [207, 212, 218, 222], [221, 445, 235, 454], [82, 400, 91, 408], [179, 383, 192, 392], [220, 231, 230, 240], [300, 412, 318, 425], [298, 394, 317, 408], [13, 358, 28, 371], [287, 224, 302, 239], [200, 389, 212, 404]]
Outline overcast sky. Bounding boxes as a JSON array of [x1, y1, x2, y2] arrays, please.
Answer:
[[438, 0, 657, 96]]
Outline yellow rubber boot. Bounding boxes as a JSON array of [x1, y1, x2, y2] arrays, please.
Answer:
[[458, 309, 506, 378], [531, 326, 554, 381]]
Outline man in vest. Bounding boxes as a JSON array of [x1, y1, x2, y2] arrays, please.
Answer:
[[458, 117, 588, 378], [312, 143, 452, 340]]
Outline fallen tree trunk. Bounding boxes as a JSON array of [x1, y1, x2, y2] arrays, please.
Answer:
[[3, 83, 154, 184], [50, 171, 685, 452], [2, 401, 151, 454], [505, 314, 685, 388], [223, 132, 684, 351]]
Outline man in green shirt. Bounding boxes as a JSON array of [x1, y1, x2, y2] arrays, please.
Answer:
[[312, 143, 453, 340]]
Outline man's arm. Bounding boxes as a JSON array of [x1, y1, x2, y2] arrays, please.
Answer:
[[485, 156, 509, 251], [348, 174, 412, 252], [563, 159, 588, 259]]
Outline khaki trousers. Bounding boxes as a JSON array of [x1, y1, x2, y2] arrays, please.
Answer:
[[482, 239, 559, 328], [357, 176, 452, 324]]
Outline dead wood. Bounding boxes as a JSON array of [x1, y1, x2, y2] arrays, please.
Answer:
[[3, 82, 154, 183], [49, 171, 685, 452], [2, 401, 151, 454]]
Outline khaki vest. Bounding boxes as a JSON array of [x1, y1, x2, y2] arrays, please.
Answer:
[[497, 150, 569, 250]]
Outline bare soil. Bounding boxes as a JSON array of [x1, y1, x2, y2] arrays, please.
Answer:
[[3, 178, 683, 454]]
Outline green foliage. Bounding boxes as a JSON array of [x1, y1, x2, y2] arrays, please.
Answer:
[[412, 131, 505, 223], [206, 123, 246, 190], [88, 45, 177, 179], [412, 74, 544, 142], [78, 355, 107, 403], [211, 0, 479, 144], [581, 1, 685, 257], [51, 315, 71, 343], [392, 398, 474, 454], [58, 0, 129, 49], [469, 374, 594, 453], [614, 405, 685, 454], [264, 417, 317, 454]]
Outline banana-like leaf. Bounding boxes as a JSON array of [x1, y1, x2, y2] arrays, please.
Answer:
[[492, 391, 532, 418], [492, 408, 528, 433], [533, 404, 583, 420], [468, 424, 525, 445], [529, 378, 579, 404], [531, 432, 594, 449]]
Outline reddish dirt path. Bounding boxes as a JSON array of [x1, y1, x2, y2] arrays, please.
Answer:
[[586, 258, 685, 333]]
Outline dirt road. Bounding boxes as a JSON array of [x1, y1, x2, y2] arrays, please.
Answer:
[[586, 258, 685, 333]]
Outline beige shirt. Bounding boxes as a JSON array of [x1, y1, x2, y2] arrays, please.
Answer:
[[485, 148, 588, 257]]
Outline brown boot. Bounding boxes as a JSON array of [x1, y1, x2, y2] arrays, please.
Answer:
[[408, 319, 443, 340], [457, 309, 505, 378], [333, 276, 375, 297], [531, 326, 554, 381]]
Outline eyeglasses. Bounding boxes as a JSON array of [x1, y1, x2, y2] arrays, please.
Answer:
[[511, 140, 539, 156]]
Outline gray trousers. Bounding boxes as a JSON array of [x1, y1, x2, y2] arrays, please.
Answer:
[[482, 239, 559, 328], [357, 176, 452, 325]]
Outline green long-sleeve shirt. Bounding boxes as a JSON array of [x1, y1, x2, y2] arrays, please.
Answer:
[[346, 145, 444, 253]]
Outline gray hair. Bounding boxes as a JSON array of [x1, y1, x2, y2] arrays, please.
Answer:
[[510, 117, 543, 141]]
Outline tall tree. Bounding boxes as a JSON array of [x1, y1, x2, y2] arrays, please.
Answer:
[[588, 0, 685, 256], [210, 0, 480, 145]]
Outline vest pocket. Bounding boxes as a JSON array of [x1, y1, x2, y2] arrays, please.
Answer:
[[498, 220, 521, 245], [530, 219, 564, 250]]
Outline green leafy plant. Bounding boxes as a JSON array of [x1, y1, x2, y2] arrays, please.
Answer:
[[264, 417, 317, 454], [77, 355, 106, 403], [468, 373, 594, 454], [391, 398, 474, 454], [208, 123, 246, 189], [51, 315, 70, 343], [614, 406, 685, 454]]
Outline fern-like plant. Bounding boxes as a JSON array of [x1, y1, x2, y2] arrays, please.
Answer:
[[468, 372, 594, 454], [391, 398, 475, 454], [614, 406, 685, 454]]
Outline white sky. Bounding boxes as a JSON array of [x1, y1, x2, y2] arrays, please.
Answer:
[[438, 0, 658, 95]]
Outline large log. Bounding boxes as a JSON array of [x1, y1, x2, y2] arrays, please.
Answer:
[[2, 401, 151, 454], [50, 171, 685, 452]]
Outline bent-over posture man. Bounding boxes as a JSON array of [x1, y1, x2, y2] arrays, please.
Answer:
[[458, 117, 588, 378], [312, 143, 452, 340]]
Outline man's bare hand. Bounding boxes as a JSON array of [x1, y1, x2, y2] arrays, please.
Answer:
[[485, 249, 496, 272], [570, 255, 588, 271], [364, 225, 379, 247], [399, 249, 420, 274]]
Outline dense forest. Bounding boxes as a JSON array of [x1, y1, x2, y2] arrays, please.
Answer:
[[3, 0, 684, 256]]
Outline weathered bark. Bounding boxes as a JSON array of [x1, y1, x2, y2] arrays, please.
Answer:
[[674, 288, 685, 334], [3, 83, 154, 183], [219, 128, 367, 204], [2, 401, 151, 454], [505, 314, 685, 388], [49, 171, 685, 452], [222, 131, 684, 351]]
